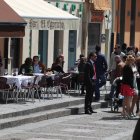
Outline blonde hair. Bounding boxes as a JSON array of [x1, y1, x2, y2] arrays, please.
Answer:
[[125, 55, 135, 65]]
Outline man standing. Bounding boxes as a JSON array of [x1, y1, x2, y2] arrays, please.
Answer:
[[95, 45, 108, 101], [110, 44, 125, 83], [84, 52, 97, 114]]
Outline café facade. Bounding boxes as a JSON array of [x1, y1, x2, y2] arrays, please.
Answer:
[[0, 0, 26, 74], [4, 0, 80, 72]]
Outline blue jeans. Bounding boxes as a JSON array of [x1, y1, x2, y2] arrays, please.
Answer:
[[95, 74, 106, 100]]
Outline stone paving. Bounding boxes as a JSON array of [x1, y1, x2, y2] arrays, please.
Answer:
[[0, 108, 138, 140]]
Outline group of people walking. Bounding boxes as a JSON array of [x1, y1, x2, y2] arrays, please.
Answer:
[[83, 43, 140, 116], [109, 44, 140, 119]]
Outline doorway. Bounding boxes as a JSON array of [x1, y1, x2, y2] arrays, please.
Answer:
[[38, 30, 48, 66], [88, 23, 101, 54], [54, 31, 63, 61], [68, 30, 77, 69]]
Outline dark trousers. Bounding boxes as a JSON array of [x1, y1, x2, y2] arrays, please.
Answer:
[[95, 74, 106, 100], [85, 83, 95, 111]]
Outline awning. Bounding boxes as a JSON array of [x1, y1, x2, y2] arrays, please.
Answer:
[[90, 0, 111, 11], [0, 0, 26, 37], [4, 0, 80, 30]]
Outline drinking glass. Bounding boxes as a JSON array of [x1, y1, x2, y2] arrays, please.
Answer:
[[15, 68, 18, 76], [12, 68, 15, 76], [4, 69, 8, 75], [22, 68, 25, 75], [39, 67, 42, 73]]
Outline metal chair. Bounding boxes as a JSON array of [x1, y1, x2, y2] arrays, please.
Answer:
[[60, 73, 72, 97], [77, 72, 85, 95], [38, 75, 53, 100], [21, 76, 40, 102], [52, 75, 62, 98], [0, 77, 15, 104]]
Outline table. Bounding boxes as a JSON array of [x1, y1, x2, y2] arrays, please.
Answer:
[[33, 73, 55, 82], [2, 75, 34, 89]]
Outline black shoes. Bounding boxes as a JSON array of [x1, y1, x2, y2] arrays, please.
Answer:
[[85, 110, 92, 115], [80, 92, 86, 96], [85, 110, 97, 114], [90, 110, 97, 113]]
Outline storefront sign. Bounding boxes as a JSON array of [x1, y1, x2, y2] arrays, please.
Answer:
[[91, 10, 104, 22], [25, 18, 79, 30]]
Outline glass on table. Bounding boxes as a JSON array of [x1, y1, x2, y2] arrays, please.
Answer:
[[12, 68, 18, 76], [39, 67, 42, 73], [22, 68, 25, 75], [15, 68, 18, 76], [4, 69, 8, 75]]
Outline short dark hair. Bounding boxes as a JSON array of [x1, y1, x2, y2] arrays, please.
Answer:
[[95, 45, 101, 52], [33, 56, 39, 61], [88, 52, 96, 59], [80, 54, 84, 59], [25, 57, 32, 65]]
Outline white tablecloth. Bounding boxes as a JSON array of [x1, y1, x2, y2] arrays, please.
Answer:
[[33, 73, 55, 82], [2, 75, 34, 89]]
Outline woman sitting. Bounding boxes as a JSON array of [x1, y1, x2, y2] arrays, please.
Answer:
[[51, 57, 64, 74], [19, 57, 33, 75]]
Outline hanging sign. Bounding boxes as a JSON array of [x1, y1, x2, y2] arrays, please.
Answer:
[[91, 10, 104, 22]]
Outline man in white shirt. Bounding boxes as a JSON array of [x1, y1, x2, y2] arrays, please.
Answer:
[[110, 44, 125, 83]]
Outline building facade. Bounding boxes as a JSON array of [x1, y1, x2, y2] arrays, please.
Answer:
[[3, 0, 81, 73], [82, 0, 111, 62], [114, 0, 140, 49], [46, 0, 84, 70]]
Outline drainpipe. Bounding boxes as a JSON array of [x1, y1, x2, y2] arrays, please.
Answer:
[[110, 0, 115, 55], [116, 0, 120, 44]]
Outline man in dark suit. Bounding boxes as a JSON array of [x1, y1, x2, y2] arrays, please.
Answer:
[[84, 52, 97, 114], [95, 45, 108, 101]]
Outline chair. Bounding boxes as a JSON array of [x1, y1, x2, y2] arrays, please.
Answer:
[[77, 72, 85, 95], [52, 75, 62, 98], [21, 76, 40, 102], [60, 73, 72, 97], [0, 77, 15, 104], [38, 75, 53, 100]]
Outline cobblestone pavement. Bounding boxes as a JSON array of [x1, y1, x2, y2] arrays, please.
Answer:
[[0, 108, 138, 140]]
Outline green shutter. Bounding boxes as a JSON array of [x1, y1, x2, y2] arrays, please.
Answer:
[[79, 4, 83, 12], [56, 2, 60, 8], [71, 4, 76, 11], [64, 3, 68, 11]]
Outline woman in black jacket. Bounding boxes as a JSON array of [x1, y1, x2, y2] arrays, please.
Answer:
[[121, 55, 138, 118], [51, 57, 64, 74]]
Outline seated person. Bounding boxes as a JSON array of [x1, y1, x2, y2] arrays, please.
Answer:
[[19, 57, 33, 75], [51, 57, 64, 74], [33, 56, 46, 73]]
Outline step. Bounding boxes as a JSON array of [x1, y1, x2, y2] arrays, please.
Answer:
[[0, 100, 108, 130], [0, 98, 85, 119], [0, 93, 109, 120]]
